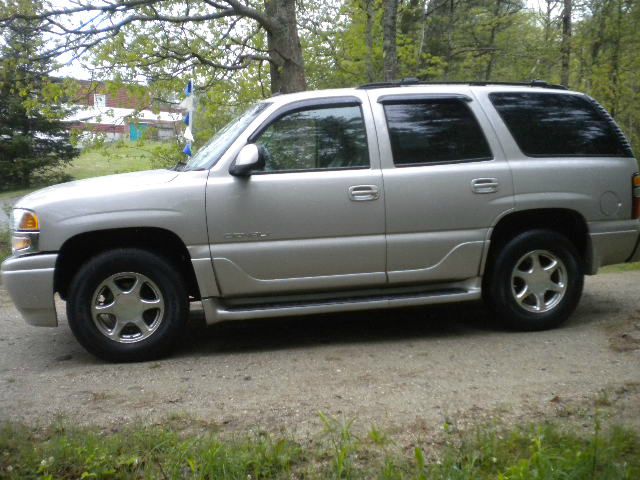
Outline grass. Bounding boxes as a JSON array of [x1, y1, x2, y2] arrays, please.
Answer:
[[0, 226, 9, 261], [0, 416, 639, 479], [601, 262, 640, 273], [65, 141, 170, 180], [0, 141, 176, 201]]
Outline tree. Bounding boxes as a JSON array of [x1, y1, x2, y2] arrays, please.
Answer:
[[0, 0, 307, 95], [560, 0, 572, 86], [0, 5, 78, 189], [383, 0, 399, 81]]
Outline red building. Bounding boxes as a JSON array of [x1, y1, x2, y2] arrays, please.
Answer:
[[66, 80, 182, 142]]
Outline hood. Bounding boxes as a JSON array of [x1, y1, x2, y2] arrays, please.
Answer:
[[16, 169, 179, 210]]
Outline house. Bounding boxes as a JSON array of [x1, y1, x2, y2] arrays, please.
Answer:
[[65, 80, 182, 142]]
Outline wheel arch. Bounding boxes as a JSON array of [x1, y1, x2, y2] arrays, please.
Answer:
[[54, 227, 201, 300], [484, 208, 591, 275]]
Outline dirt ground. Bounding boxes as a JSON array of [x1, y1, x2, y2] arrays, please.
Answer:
[[1, 272, 639, 440]]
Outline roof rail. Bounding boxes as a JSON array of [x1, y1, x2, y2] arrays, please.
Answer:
[[357, 79, 568, 90]]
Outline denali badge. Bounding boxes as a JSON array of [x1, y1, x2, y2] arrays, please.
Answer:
[[224, 232, 270, 240]]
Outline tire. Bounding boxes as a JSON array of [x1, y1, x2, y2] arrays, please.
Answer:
[[484, 229, 583, 331], [67, 248, 189, 362]]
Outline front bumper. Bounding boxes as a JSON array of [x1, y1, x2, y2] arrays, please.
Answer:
[[1, 254, 58, 327]]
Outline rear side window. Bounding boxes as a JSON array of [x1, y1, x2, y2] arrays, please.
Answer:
[[489, 92, 631, 157], [383, 99, 492, 166]]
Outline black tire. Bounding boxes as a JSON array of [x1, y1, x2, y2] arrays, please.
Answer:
[[484, 229, 583, 331], [67, 248, 189, 362]]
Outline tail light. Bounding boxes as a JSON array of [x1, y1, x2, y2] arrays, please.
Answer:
[[633, 173, 640, 219]]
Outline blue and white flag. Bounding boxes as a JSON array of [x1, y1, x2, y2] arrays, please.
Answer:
[[180, 79, 195, 157]]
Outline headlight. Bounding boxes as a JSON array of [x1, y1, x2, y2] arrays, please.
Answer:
[[10, 209, 40, 255], [11, 208, 40, 231]]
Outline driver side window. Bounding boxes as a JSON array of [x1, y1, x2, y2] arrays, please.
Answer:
[[256, 105, 370, 172]]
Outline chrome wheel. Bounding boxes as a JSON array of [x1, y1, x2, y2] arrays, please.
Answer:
[[510, 250, 567, 314], [91, 272, 165, 343]]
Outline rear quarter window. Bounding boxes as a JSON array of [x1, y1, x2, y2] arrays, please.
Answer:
[[489, 92, 632, 157]]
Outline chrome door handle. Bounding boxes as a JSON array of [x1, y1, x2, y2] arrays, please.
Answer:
[[471, 178, 499, 194], [349, 185, 380, 201]]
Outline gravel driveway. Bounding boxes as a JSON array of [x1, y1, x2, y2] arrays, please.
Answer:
[[1, 272, 639, 439]]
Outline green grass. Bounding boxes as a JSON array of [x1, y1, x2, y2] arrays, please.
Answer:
[[65, 141, 168, 180], [0, 141, 178, 201], [0, 226, 9, 261], [0, 187, 36, 201], [1, 416, 639, 479], [601, 262, 640, 273]]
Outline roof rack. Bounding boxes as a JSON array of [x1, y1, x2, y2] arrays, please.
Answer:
[[357, 79, 568, 90]]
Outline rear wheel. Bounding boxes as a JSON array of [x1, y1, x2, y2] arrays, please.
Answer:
[[484, 229, 583, 331], [67, 249, 188, 362]]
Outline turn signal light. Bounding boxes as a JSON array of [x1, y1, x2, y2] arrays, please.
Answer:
[[11, 209, 39, 231]]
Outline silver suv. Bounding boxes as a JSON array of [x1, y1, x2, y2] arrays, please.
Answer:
[[3, 81, 640, 361]]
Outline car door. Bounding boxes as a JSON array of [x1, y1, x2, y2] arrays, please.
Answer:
[[368, 88, 514, 285], [205, 95, 387, 297]]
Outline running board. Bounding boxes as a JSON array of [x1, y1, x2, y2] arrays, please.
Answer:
[[200, 282, 481, 325]]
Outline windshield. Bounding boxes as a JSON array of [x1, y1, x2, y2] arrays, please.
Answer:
[[181, 102, 271, 171]]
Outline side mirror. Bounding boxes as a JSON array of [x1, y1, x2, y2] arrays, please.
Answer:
[[229, 144, 263, 177]]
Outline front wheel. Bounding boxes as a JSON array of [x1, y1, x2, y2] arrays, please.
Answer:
[[67, 249, 189, 362], [484, 229, 584, 331]]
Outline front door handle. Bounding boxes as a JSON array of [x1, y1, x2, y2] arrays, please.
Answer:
[[471, 178, 499, 194], [349, 185, 380, 201]]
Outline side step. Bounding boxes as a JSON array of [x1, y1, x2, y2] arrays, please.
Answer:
[[200, 280, 481, 325]]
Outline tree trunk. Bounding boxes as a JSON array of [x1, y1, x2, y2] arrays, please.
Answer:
[[365, 0, 375, 82], [560, 0, 572, 87], [264, 0, 306, 94], [383, 0, 398, 81], [484, 0, 503, 81], [609, 0, 623, 116]]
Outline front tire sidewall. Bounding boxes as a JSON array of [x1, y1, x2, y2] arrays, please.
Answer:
[[67, 249, 188, 362], [487, 230, 583, 331]]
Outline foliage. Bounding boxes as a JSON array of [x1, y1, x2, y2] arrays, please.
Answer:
[[0, 225, 9, 261], [2, 0, 640, 168], [0, 416, 639, 479], [0, 1, 78, 190]]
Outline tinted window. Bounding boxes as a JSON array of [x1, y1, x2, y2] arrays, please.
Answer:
[[489, 92, 630, 157], [383, 100, 492, 166], [256, 105, 369, 172]]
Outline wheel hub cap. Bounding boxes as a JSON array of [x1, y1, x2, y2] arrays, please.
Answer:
[[91, 272, 165, 344], [510, 250, 567, 314]]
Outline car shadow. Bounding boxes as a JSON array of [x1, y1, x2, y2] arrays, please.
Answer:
[[174, 300, 504, 357], [172, 288, 615, 358]]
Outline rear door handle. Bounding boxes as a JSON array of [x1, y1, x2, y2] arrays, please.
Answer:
[[471, 178, 499, 194], [349, 185, 380, 201]]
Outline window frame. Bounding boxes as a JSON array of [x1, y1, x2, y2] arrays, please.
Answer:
[[247, 97, 372, 175], [94, 94, 107, 108], [488, 91, 632, 158], [381, 96, 494, 168]]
